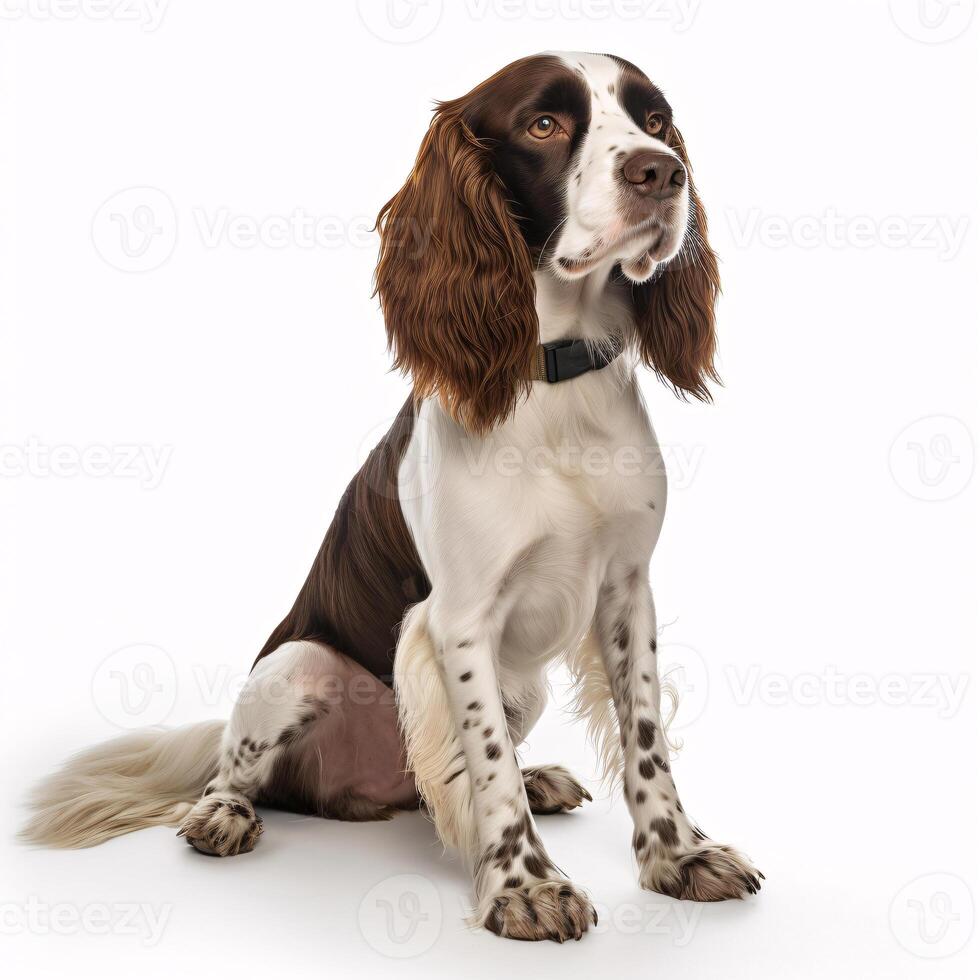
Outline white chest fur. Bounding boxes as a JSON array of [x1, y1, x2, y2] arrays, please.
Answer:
[[399, 358, 666, 671]]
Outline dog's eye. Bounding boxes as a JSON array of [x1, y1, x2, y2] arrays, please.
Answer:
[[528, 116, 559, 139], [645, 113, 665, 136]]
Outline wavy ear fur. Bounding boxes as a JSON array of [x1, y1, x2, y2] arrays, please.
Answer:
[[374, 105, 538, 434], [632, 126, 721, 401]]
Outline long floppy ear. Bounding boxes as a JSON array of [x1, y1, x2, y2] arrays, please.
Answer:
[[374, 105, 538, 434], [632, 126, 721, 401]]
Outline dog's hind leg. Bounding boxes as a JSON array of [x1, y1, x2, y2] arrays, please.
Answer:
[[521, 766, 592, 815], [178, 639, 416, 856], [503, 678, 593, 815]]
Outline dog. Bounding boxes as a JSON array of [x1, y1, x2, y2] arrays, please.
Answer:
[[24, 51, 761, 942]]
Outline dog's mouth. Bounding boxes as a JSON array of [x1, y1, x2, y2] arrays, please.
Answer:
[[552, 216, 678, 281]]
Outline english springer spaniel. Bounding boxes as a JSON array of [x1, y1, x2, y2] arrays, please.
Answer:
[[25, 52, 761, 943]]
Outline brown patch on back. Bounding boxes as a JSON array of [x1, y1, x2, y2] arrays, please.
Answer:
[[252, 398, 427, 682]]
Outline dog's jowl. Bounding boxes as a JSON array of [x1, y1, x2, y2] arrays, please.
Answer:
[[24, 52, 761, 943]]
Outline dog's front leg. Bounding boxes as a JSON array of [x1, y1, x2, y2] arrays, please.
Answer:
[[431, 606, 596, 941], [596, 563, 763, 901]]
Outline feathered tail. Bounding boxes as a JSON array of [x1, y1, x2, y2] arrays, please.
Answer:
[[20, 721, 223, 848]]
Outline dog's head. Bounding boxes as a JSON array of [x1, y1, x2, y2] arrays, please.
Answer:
[[376, 52, 719, 433]]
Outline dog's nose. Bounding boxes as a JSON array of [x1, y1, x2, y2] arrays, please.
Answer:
[[622, 150, 686, 198]]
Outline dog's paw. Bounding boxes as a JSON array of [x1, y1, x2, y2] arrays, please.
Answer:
[[522, 765, 592, 815], [640, 842, 762, 901], [480, 880, 596, 942], [176, 793, 263, 857]]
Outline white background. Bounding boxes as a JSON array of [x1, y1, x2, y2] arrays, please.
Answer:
[[1, 1, 978, 976]]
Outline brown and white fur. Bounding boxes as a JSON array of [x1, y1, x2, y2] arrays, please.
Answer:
[[23, 52, 761, 942]]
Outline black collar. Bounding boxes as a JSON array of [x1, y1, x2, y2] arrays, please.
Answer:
[[533, 337, 624, 384]]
